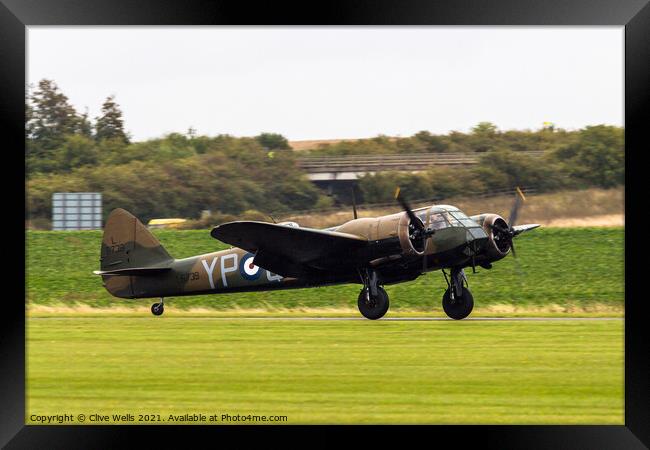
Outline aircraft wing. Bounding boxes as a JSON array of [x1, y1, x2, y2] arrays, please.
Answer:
[[210, 221, 368, 277], [512, 224, 541, 236]]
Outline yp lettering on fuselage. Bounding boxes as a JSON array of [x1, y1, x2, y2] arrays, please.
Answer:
[[200, 252, 282, 289]]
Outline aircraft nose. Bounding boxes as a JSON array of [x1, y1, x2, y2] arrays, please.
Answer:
[[463, 227, 489, 256]]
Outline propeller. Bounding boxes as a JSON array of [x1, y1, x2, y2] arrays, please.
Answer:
[[490, 186, 527, 259], [394, 187, 435, 273], [351, 185, 358, 220]]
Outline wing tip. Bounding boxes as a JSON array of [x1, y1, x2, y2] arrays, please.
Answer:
[[514, 223, 541, 234], [211, 221, 265, 236]]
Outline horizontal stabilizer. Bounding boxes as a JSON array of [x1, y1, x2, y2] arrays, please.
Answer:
[[93, 266, 172, 277]]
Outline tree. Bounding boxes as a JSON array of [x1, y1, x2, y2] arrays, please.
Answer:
[[413, 131, 449, 153], [27, 79, 81, 153], [471, 122, 499, 136], [358, 173, 400, 203], [78, 108, 93, 138], [255, 133, 290, 151], [475, 149, 564, 191], [95, 95, 129, 143], [470, 122, 500, 153], [55, 134, 99, 172], [551, 125, 623, 188]]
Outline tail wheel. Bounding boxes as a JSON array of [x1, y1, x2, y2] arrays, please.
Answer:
[[358, 287, 390, 320], [151, 302, 164, 316], [442, 287, 474, 320]]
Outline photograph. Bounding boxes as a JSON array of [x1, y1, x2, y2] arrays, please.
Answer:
[[22, 25, 627, 428]]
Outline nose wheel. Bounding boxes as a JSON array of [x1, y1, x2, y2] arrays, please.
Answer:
[[442, 268, 474, 320], [151, 298, 165, 316]]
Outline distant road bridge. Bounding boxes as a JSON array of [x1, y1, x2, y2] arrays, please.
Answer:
[[297, 151, 546, 182]]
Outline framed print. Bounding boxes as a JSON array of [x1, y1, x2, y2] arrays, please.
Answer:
[[3, 0, 649, 447]]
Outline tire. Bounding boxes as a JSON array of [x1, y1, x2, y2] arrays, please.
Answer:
[[442, 287, 474, 320], [151, 303, 164, 316], [358, 287, 389, 320]]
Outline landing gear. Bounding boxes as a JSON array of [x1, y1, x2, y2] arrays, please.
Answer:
[[358, 286, 389, 320], [357, 269, 389, 319], [442, 287, 474, 320], [442, 268, 474, 320], [151, 298, 164, 316]]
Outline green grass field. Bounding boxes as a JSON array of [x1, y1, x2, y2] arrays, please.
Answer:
[[26, 228, 624, 424], [26, 316, 623, 424], [26, 227, 624, 312]]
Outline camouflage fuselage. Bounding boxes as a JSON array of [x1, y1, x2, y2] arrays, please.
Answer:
[[103, 246, 312, 299]]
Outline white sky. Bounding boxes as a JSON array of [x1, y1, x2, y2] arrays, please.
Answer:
[[27, 27, 623, 142]]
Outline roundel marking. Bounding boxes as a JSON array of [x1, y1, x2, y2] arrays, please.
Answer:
[[239, 253, 262, 280]]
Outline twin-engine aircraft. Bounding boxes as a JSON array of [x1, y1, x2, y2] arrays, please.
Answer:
[[95, 188, 539, 320]]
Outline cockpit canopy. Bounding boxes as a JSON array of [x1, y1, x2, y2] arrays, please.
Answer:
[[414, 204, 485, 238]]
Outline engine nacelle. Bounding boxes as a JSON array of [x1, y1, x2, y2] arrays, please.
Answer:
[[397, 211, 426, 256], [335, 212, 425, 262], [277, 221, 299, 228], [480, 213, 511, 261]]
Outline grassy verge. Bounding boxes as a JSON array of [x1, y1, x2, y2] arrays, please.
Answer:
[[26, 317, 623, 424], [27, 305, 623, 318]]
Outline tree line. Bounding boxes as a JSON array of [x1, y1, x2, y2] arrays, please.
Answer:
[[304, 121, 619, 157], [25, 79, 623, 229], [26, 79, 328, 228], [357, 124, 623, 204]]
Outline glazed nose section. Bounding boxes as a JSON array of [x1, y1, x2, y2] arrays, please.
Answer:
[[463, 227, 489, 257]]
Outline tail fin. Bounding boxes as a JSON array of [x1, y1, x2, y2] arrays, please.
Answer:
[[98, 208, 173, 298]]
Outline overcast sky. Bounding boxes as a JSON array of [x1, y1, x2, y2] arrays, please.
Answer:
[[27, 27, 623, 142]]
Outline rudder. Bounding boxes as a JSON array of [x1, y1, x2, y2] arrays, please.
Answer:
[[99, 208, 173, 298]]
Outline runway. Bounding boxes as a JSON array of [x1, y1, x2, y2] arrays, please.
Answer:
[[30, 316, 623, 321]]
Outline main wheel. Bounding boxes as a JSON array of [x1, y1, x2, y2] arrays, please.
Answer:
[[358, 287, 389, 320], [442, 287, 474, 320], [151, 302, 164, 316]]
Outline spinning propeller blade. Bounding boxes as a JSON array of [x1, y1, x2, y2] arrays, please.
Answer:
[[395, 187, 433, 274], [394, 187, 424, 232], [508, 186, 526, 228], [487, 187, 531, 259]]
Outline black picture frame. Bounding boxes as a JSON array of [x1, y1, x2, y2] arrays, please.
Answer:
[[4, 0, 648, 447]]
